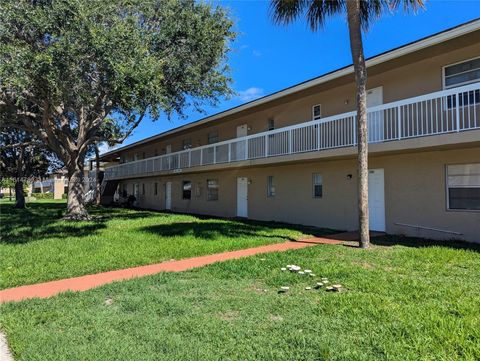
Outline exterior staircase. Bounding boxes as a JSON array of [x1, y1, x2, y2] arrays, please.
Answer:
[[100, 179, 119, 205]]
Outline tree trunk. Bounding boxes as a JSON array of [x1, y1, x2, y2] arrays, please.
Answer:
[[65, 162, 89, 220], [346, 0, 370, 248], [14, 180, 25, 209], [94, 144, 101, 205]]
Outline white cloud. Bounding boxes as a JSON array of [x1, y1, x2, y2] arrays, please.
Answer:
[[97, 142, 118, 155], [252, 50, 262, 57], [237, 87, 264, 102]]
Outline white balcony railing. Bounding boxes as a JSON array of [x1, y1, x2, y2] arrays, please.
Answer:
[[104, 82, 480, 180]]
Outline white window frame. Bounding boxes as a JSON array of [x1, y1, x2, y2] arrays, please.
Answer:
[[442, 56, 480, 90], [206, 179, 219, 201], [312, 173, 323, 198], [267, 118, 275, 131], [445, 163, 480, 212], [312, 104, 321, 120], [182, 180, 192, 200], [267, 176, 275, 197], [207, 131, 219, 145], [182, 138, 192, 150]]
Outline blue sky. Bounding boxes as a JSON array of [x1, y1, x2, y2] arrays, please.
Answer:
[[103, 1, 480, 152]]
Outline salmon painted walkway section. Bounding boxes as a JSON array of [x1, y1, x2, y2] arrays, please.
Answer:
[[0, 234, 357, 304]]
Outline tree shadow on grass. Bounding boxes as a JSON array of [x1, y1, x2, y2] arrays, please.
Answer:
[[370, 234, 480, 253], [140, 220, 338, 242], [0, 202, 162, 245]]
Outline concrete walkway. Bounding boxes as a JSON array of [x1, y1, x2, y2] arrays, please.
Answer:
[[0, 331, 14, 361], [0, 233, 364, 304]]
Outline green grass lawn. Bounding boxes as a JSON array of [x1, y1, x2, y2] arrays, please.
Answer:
[[1, 238, 479, 360], [0, 201, 336, 289]]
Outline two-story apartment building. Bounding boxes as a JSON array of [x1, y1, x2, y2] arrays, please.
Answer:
[[99, 19, 480, 243]]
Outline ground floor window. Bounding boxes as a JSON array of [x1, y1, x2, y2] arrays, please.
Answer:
[[142, 183, 145, 195], [154, 182, 158, 196], [183, 181, 192, 200], [267, 176, 275, 197], [312, 173, 323, 198], [446, 163, 480, 210], [207, 179, 218, 201]]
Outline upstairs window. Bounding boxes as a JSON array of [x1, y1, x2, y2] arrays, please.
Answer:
[[267, 176, 276, 197], [312, 104, 321, 120], [446, 163, 480, 211], [207, 179, 219, 201], [267, 118, 275, 131], [443, 57, 480, 89], [182, 138, 192, 150], [312, 173, 323, 198], [182, 181, 192, 200], [207, 131, 219, 144]]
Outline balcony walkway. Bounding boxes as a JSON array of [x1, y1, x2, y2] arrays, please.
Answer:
[[104, 82, 480, 180]]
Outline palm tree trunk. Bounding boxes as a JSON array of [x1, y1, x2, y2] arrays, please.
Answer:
[[346, 0, 370, 248]]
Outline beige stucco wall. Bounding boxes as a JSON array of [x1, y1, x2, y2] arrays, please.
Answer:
[[110, 32, 480, 243], [116, 31, 479, 162], [53, 178, 66, 199], [120, 146, 480, 243]]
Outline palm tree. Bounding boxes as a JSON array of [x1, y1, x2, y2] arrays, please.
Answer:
[[270, 0, 423, 248]]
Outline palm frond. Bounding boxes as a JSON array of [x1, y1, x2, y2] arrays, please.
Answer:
[[270, 0, 425, 32], [270, 0, 309, 26], [388, 0, 426, 13], [306, 0, 344, 31]]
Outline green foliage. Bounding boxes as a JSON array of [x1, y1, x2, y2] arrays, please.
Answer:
[[31, 193, 54, 200], [61, 193, 68, 199], [1, 0, 235, 216], [0, 178, 14, 189], [0, 0, 235, 140], [0, 129, 60, 182]]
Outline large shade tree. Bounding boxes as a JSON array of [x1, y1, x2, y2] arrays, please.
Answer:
[[0, 0, 235, 219], [270, 0, 424, 248], [0, 129, 61, 208]]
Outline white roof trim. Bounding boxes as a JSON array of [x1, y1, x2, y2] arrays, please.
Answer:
[[101, 18, 480, 158]]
